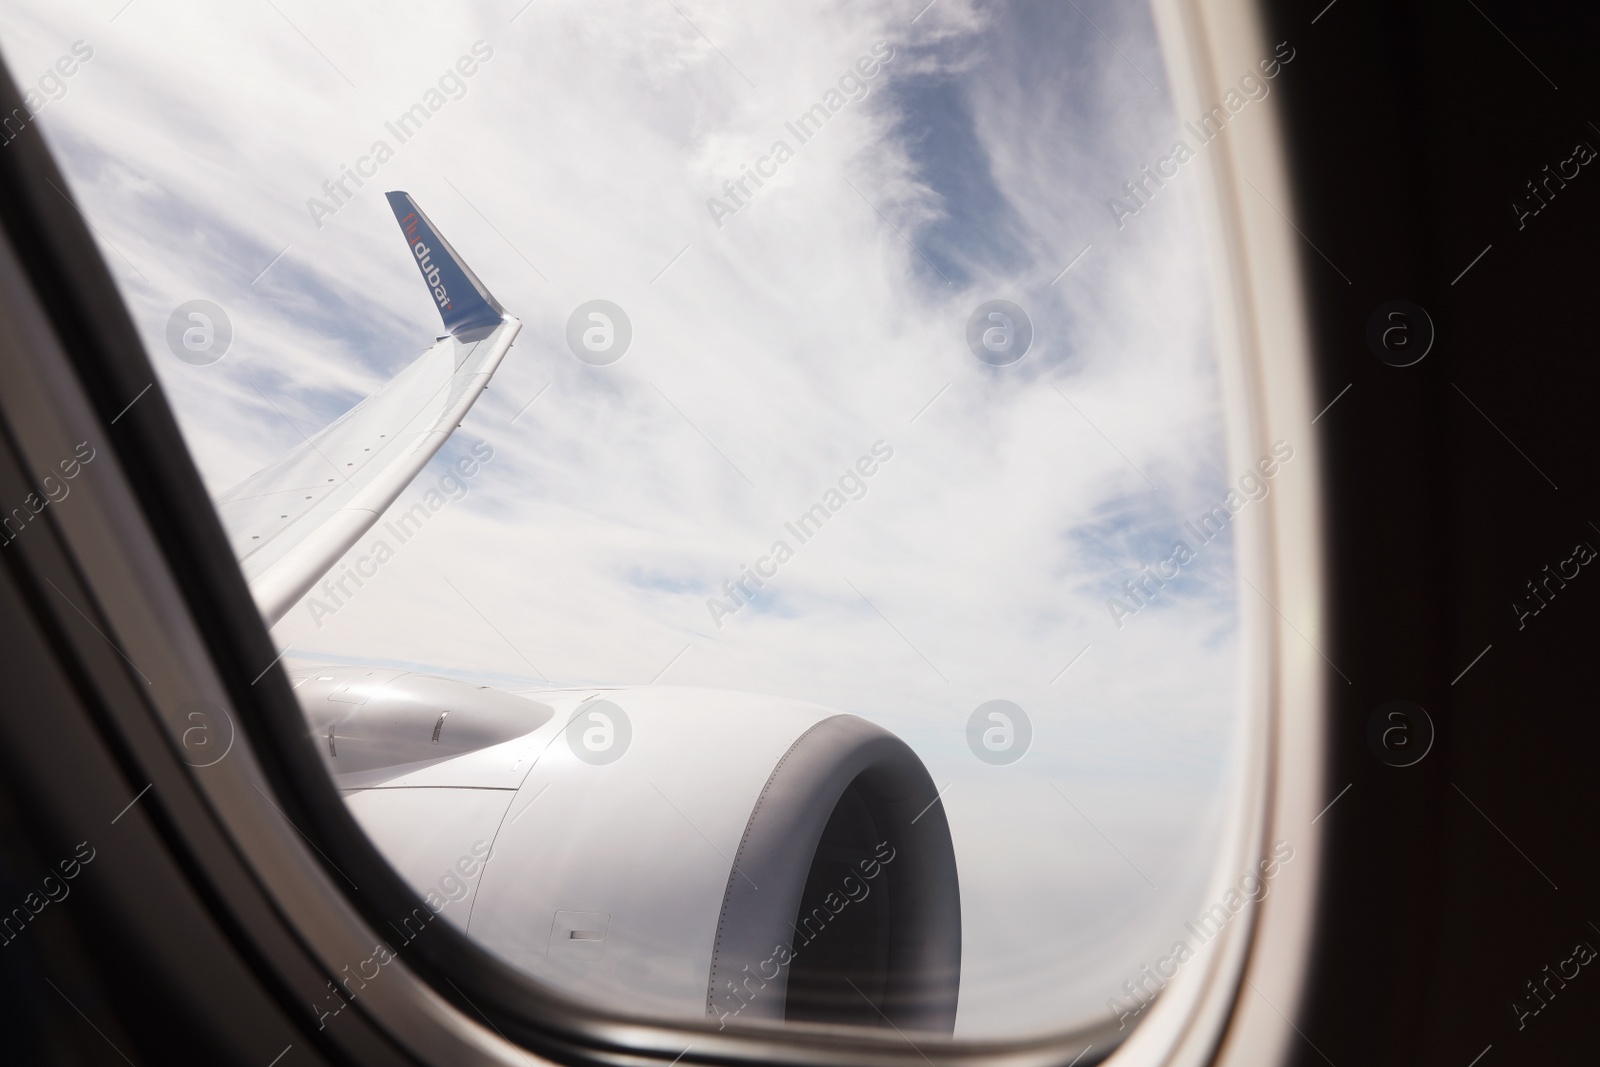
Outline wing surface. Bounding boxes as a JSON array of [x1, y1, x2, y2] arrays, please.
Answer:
[[216, 192, 519, 625]]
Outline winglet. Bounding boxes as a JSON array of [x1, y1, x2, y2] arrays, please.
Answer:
[[386, 191, 506, 336]]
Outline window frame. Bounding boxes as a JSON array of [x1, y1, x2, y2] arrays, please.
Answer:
[[0, 0, 1323, 1060]]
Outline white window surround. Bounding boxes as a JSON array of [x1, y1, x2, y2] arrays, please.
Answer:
[[0, 0, 1326, 1061]]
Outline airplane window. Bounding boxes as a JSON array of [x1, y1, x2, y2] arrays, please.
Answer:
[[0, 0, 1270, 1044]]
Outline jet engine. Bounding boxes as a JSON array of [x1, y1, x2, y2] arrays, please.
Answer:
[[293, 668, 961, 1033]]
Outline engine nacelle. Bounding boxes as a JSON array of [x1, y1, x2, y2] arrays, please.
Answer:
[[295, 674, 960, 1033]]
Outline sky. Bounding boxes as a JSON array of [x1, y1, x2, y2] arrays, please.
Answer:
[[0, 0, 1253, 1039]]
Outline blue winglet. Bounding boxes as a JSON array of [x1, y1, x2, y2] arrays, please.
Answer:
[[386, 191, 506, 337]]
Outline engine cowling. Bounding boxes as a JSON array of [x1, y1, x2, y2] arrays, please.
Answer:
[[294, 673, 960, 1033]]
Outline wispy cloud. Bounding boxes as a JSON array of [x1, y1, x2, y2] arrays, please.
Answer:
[[0, 0, 1243, 1038]]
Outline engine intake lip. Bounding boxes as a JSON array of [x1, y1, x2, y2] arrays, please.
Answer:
[[707, 714, 960, 1034]]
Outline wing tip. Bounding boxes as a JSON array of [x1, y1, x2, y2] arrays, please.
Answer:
[[387, 191, 506, 337]]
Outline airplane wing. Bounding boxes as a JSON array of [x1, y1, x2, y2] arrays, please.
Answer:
[[216, 192, 520, 626], [201, 196, 963, 1034]]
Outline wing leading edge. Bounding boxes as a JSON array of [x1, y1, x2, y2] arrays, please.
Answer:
[[218, 194, 519, 626]]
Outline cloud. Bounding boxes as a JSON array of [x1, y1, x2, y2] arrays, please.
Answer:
[[0, 0, 1257, 1038]]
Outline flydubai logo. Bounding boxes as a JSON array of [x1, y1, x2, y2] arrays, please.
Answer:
[[400, 212, 453, 313]]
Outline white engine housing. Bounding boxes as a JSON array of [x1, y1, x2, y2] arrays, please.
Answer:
[[292, 668, 961, 1033]]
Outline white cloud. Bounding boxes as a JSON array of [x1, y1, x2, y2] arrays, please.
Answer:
[[0, 0, 1255, 1038]]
